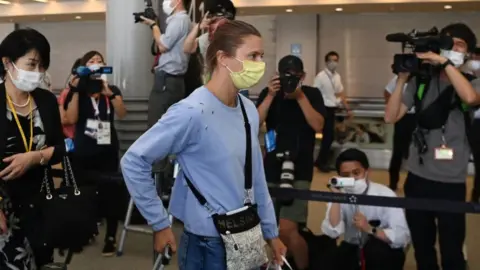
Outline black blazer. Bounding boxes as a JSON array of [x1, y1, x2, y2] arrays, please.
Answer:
[[0, 83, 65, 165]]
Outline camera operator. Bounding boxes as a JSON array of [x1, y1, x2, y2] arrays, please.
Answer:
[[384, 75, 415, 191], [314, 51, 352, 172], [384, 23, 480, 270], [322, 148, 409, 270], [64, 51, 127, 257], [467, 47, 480, 202], [139, 0, 191, 125], [257, 55, 325, 270], [183, 0, 235, 62]]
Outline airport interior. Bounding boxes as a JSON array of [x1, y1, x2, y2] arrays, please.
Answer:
[[2, 0, 480, 269]]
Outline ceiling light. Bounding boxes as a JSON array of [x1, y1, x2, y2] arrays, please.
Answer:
[[33, 0, 49, 3], [335, 7, 343, 12], [75, 16, 82, 19], [285, 9, 293, 12], [444, 5, 452, 9], [0, 0, 11, 4]]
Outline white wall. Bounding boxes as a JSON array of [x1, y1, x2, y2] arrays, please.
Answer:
[[0, 23, 15, 41]]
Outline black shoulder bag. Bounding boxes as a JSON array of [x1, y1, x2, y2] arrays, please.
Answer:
[[184, 96, 269, 270]]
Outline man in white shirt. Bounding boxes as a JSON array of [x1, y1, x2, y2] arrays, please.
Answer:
[[314, 51, 352, 172], [384, 75, 416, 191], [322, 148, 410, 270]]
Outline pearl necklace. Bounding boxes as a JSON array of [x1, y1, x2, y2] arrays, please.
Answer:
[[10, 94, 31, 108]]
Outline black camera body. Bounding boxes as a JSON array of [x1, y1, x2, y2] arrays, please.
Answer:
[[279, 72, 301, 94], [72, 66, 113, 95], [204, 0, 236, 19], [386, 27, 453, 75], [133, 0, 157, 23]]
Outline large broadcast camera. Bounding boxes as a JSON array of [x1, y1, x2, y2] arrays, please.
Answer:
[[386, 27, 453, 75], [133, 0, 157, 23], [276, 151, 295, 205], [72, 65, 113, 94]]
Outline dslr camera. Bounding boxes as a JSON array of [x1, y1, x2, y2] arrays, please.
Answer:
[[328, 177, 355, 189], [72, 65, 113, 95], [386, 27, 454, 76], [133, 0, 157, 23], [279, 72, 301, 94]]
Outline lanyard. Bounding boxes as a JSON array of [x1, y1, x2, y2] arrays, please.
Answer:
[[90, 96, 110, 119], [325, 71, 337, 92], [6, 94, 33, 152]]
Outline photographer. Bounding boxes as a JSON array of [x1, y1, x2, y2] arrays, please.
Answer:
[[322, 148, 409, 270], [257, 55, 325, 270], [384, 23, 480, 270], [384, 75, 415, 191], [64, 51, 127, 257], [139, 0, 191, 126]]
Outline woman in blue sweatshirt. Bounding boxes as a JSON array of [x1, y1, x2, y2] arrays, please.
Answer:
[[121, 20, 285, 269]]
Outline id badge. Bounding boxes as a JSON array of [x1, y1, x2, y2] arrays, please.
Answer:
[[64, 138, 75, 153], [264, 130, 276, 153], [97, 121, 111, 145], [434, 146, 454, 160], [85, 119, 99, 139]]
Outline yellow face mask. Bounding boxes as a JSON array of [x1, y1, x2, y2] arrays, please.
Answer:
[[226, 59, 266, 89]]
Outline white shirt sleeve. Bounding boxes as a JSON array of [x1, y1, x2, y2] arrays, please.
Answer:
[[313, 72, 323, 91], [321, 203, 345, 238], [381, 190, 411, 248], [336, 74, 344, 93], [385, 75, 399, 94]]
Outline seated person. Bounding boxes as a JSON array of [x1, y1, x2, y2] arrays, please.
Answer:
[[321, 148, 410, 270]]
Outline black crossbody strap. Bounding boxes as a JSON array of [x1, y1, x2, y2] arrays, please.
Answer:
[[184, 95, 253, 208]]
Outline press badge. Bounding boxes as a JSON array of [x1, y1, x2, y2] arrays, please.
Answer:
[[85, 119, 99, 139], [97, 121, 111, 145], [265, 130, 276, 153], [434, 146, 454, 160]]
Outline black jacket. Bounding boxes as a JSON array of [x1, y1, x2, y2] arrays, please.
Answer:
[[0, 83, 65, 166]]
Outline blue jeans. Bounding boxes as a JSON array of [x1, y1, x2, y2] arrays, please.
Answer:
[[178, 230, 226, 270]]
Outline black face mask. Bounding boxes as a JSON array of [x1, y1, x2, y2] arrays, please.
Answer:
[[279, 73, 301, 94]]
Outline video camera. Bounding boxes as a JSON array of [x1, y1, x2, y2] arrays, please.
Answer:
[[386, 27, 453, 75], [328, 177, 355, 189], [72, 65, 113, 95], [133, 0, 157, 23]]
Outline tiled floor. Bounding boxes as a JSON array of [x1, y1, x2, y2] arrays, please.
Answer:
[[64, 170, 480, 269]]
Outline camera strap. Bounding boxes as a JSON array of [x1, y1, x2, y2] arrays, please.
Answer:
[[184, 95, 253, 213], [90, 96, 110, 120]]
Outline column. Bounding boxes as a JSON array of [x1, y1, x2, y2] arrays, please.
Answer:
[[0, 23, 15, 41], [106, 0, 156, 98]]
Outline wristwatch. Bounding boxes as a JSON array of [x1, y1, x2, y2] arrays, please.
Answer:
[[370, 227, 377, 235], [440, 59, 453, 69], [150, 22, 157, 29]]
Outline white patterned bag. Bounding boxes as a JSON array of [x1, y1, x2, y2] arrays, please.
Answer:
[[184, 96, 268, 269]]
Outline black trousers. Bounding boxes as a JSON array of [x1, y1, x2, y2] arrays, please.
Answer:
[[325, 238, 405, 270], [388, 114, 416, 190], [404, 173, 466, 270], [315, 107, 336, 168], [468, 119, 480, 201]]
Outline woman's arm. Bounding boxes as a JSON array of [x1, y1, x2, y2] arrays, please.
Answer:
[[184, 23, 200, 54], [105, 84, 127, 119], [121, 102, 199, 231], [64, 78, 81, 124], [58, 89, 74, 125]]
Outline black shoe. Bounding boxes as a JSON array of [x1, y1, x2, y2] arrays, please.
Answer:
[[102, 238, 116, 257]]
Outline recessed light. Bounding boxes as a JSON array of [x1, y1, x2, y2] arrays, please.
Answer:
[[335, 7, 343, 12], [0, 0, 11, 4], [285, 9, 293, 13], [33, 0, 49, 2], [444, 5, 452, 9], [75, 16, 82, 19]]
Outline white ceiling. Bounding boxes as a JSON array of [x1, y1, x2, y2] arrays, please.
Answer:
[[0, 1, 479, 23]]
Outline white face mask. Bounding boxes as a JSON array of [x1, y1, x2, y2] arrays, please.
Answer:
[[344, 179, 368, 194], [7, 62, 43, 92], [327, 61, 338, 71], [466, 60, 480, 72], [88, 64, 101, 71], [162, 0, 178, 15], [440, 49, 465, 67]]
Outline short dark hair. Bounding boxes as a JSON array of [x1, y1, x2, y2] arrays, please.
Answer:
[[0, 28, 50, 80], [440, 23, 477, 53], [335, 148, 370, 174], [325, 51, 339, 62], [79, 51, 105, 66], [71, 58, 82, 71]]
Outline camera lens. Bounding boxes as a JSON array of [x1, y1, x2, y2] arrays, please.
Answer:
[[330, 178, 338, 185]]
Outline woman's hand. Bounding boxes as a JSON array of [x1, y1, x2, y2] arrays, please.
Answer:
[[0, 210, 7, 234], [101, 82, 114, 97], [0, 152, 38, 181], [267, 237, 287, 266]]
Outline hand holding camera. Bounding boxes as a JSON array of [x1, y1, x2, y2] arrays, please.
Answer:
[[199, 12, 212, 30], [267, 74, 281, 96]]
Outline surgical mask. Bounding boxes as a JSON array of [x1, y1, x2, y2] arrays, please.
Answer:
[[162, 0, 178, 15], [327, 61, 338, 71], [88, 64, 101, 71], [343, 179, 368, 194], [7, 62, 43, 92], [440, 50, 465, 67], [226, 59, 266, 89], [466, 60, 480, 71]]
